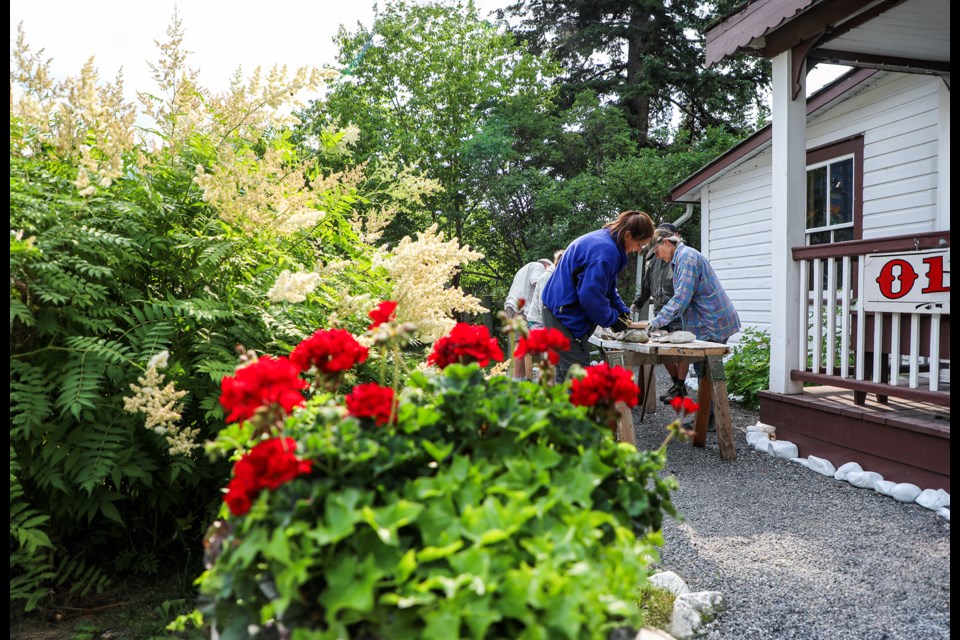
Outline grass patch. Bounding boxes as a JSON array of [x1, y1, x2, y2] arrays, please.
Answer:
[[637, 584, 676, 631]]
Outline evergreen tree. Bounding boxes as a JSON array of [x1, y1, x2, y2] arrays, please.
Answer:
[[502, 0, 770, 146]]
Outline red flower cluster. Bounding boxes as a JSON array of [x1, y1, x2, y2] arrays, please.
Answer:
[[290, 328, 369, 375], [427, 323, 504, 369], [224, 437, 312, 516], [368, 300, 398, 329], [670, 396, 700, 415], [569, 363, 640, 409], [220, 356, 307, 424], [514, 327, 570, 365], [345, 382, 397, 426]]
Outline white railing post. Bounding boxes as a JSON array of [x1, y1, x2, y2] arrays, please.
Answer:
[[799, 259, 809, 371], [872, 313, 883, 383], [855, 258, 866, 381], [929, 314, 941, 391], [826, 257, 838, 375], [909, 313, 921, 388], [889, 314, 901, 386], [812, 259, 823, 374], [840, 256, 851, 379]]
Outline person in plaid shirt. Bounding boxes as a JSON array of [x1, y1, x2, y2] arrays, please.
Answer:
[[647, 227, 740, 427]]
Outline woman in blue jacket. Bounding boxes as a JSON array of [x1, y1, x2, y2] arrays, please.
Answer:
[[541, 210, 655, 382]]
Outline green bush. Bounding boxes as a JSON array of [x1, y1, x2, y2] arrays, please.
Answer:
[[724, 327, 770, 409], [191, 364, 676, 639], [9, 22, 389, 610]]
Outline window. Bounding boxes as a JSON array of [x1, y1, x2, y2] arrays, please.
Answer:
[[802, 136, 864, 292], [806, 156, 854, 245]]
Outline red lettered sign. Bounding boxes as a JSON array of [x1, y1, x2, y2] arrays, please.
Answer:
[[862, 248, 950, 313]]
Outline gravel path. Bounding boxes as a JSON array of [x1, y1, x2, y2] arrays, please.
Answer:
[[633, 367, 951, 640]]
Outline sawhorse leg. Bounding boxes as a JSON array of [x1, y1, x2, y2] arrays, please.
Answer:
[[615, 401, 636, 447], [692, 355, 737, 460]]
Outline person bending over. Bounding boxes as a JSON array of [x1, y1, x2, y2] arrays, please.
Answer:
[[541, 210, 655, 383]]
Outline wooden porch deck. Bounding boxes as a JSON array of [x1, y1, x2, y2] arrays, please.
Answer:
[[758, 385, 950, 493]]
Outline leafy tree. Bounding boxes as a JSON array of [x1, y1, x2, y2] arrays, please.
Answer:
[[301, 0, 558, 284], [502, 0, 770, 146]]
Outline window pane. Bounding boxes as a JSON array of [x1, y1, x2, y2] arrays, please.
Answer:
[[808, 230, 831, 245], [833, 226, 854, 242], [806, 166, 827, 229], [829, 159, 853, 225]]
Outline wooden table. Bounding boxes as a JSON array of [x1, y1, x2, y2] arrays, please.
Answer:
[[588, 333, 736, 460]]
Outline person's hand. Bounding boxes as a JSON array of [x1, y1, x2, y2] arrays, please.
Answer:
[[630, 302, 642, 316], [611, 317, 629, 333]]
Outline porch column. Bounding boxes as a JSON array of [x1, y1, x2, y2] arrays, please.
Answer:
[[769, 50, 806, 395]]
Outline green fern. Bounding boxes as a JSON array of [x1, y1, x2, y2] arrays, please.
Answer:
[[51, 555, 112, 599], [10, 448, 56, 612]]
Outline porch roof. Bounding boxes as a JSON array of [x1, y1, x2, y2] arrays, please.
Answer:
[[704, 0, 950, 76]]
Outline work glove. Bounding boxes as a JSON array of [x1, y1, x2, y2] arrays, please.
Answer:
[[611, 316, 629, 333]]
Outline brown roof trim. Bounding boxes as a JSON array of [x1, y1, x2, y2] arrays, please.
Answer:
[[812, 49, 951, 75], [760, 0, 888, 61], [665, 67, 877, 203], [704, 0, 816, 68]]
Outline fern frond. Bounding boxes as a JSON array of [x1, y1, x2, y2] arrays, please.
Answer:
[[56, 354, 106, 421], [10, 360, 54, 439], [66, 420, 128, 496], [10, 296, 35, 328], [52, 555, 111, 599]]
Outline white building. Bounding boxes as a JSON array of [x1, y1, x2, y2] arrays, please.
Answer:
[[667, 0, 950, 490]]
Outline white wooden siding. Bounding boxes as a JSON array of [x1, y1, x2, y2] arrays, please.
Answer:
[[700, 72, 944, 349]]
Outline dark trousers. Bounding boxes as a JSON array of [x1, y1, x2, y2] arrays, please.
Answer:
[[542, 306, 594, 384]]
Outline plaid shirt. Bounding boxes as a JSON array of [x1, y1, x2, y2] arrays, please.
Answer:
[[650, 243, 741, 343]]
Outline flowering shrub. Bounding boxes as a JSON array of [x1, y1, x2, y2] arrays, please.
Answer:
[[224, 438, 312, 516], [344, 382, 398, 426], [219, 356, 308, 426], [569, 362, 642, 432], [426, 322, 505, 369], [185, 316, 679, 638], [367, 300, 398, 328], [290, 328, 370, 389], [514, 327, 570, 366]]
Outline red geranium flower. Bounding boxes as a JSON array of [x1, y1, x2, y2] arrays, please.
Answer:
[[427, 323, 504, 369], [345, 382, 398, 426], [368, 300, 398, 329], [514, 327, 570, 365], [220, 356, 307, 424], [670, 396, 699, 415], [569, 363, 640, 409], [223, 437, 312, 516], [290, 328, 369, 375]]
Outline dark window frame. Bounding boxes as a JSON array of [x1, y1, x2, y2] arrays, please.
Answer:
[[806, 135, 865, 242]]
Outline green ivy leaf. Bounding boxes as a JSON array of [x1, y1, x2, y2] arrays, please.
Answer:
[[362, 500, 424, 546], [421, 439, 454, 462]]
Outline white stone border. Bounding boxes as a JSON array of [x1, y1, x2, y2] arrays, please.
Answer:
[[745, 421, 950, 521]]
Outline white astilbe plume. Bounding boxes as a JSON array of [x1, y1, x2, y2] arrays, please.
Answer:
[[123, 351, 198, 457], [11, 24, 137, 197], [485, 359, 512, 379], [267, 270, 321, 303], [376, 224, 486, 343]]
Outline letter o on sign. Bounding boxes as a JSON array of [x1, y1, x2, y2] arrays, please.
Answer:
[[875, 259, 918, 300]]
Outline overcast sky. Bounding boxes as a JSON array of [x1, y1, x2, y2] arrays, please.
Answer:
[[11, 0, 848, 106]]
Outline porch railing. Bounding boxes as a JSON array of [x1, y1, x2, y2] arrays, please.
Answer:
[[791, 231, 950, 407]]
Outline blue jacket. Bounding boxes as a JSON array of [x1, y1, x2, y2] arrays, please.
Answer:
[[541, 229, 631, 339]]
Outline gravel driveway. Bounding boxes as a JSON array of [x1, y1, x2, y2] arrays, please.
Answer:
[[632, 367, 951, 640]]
